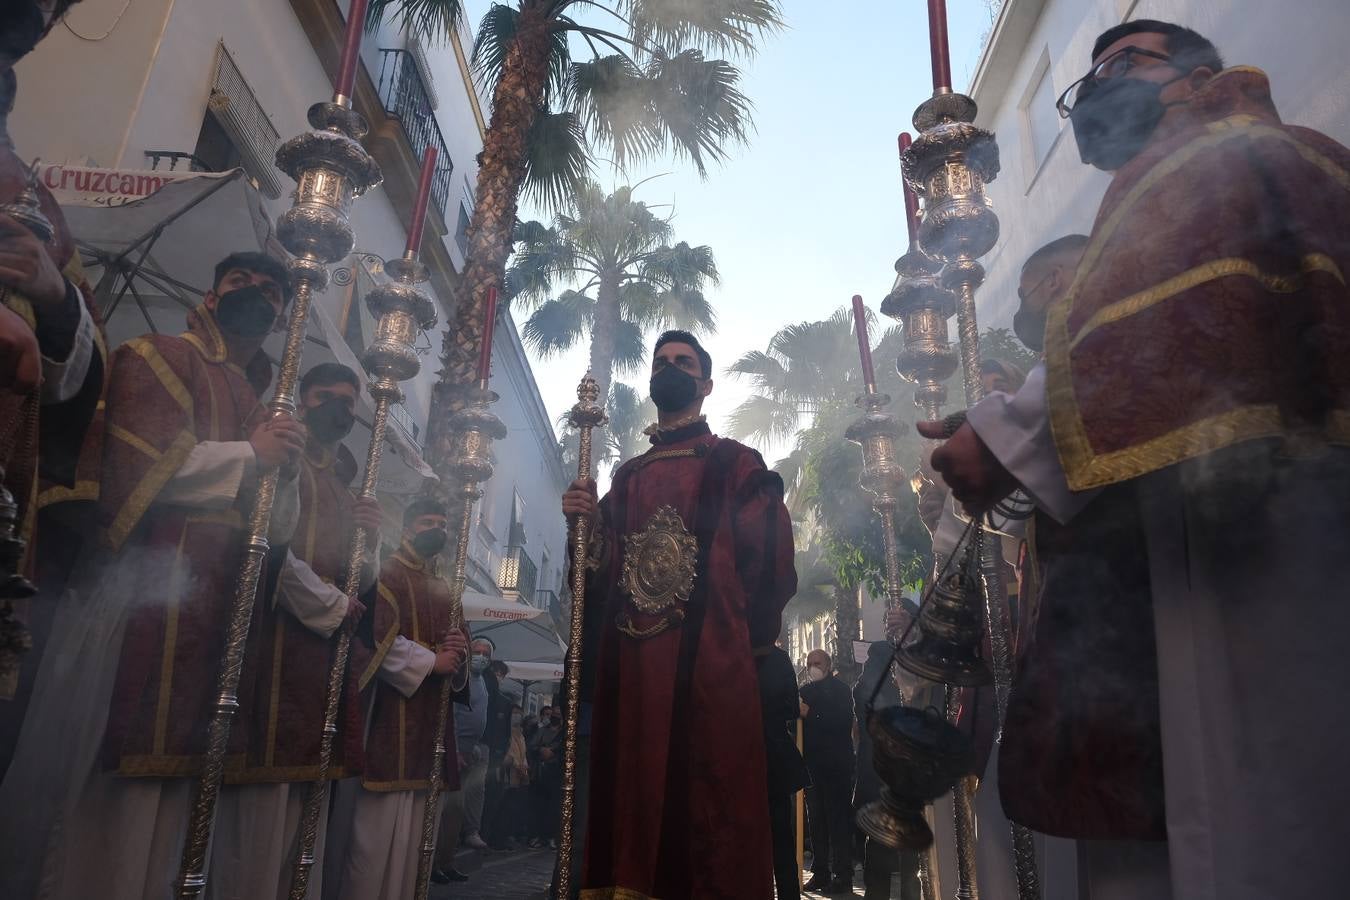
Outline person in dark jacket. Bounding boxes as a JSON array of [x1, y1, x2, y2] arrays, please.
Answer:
[[854, 640, 922, 900], [758, 646, 811, 900], [799, 649, 857, 894]]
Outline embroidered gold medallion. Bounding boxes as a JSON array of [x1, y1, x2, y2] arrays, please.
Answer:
[[617, 506, 697, 637]]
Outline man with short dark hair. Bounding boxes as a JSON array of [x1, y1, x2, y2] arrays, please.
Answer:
[[799, 649, 856, 896], [1, 250, 305, 899], [563, 330, 797, 899], [1012, 235, 1088, 354], [925, 20, 1350, 900], [217, 361, 382, 899], [330, 499, 469, 900]]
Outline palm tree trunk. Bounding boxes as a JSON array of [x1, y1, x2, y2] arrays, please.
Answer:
[[424, 0, 555, 474], [587, 273, 621, 407]]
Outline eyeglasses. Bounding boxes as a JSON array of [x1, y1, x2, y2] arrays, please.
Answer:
[[1056, 46, 1174, 118]]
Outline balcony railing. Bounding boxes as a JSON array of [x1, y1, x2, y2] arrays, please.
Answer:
[[376, 48, 455, 221], [498, 545, 539, 602]]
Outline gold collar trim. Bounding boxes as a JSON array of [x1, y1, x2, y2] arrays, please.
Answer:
[[642, 414, 707, 437]]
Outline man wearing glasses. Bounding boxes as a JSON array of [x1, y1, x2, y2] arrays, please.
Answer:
[[922, 20, 1350, 900]]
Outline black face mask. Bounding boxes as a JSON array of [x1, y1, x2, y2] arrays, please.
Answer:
[[1012, 307, 1046, 353], [0, 3, 50, 68], [411, 527, 447, 559], [649, 365, 701, 413], [305, 397, 355, 444], [214, 284, 278, 338], [1070, 73, 1185, 171]]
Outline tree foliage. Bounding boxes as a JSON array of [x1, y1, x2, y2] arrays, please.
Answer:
[[508, 180, 719, 401]]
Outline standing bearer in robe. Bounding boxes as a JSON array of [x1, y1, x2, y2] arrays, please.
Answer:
[[0, 0, 105, 777], [330, 498, 469, 900], [0, 251, 303, 900], [213, 362, 382, 899], [924, 21, 1350, 900], [561, 330, 797, 900]]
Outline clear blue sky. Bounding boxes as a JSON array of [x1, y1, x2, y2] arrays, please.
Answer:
[[464, 1, 994, 458]]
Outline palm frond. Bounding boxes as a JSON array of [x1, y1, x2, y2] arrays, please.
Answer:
[[367, 0, 465, 42], [521, 290, 594, 356], [569, 55, 661, 168], [623, 0, 784, 58], [726, 393, 801, 444], [725, 349, 787, 386], [640, 50, 751, 177], [505, 220, 578, 307], [611, 319, 648, 375], [522, 110, 593, 211], [641, 241, 719, 289], [471, 3, 518, 83]]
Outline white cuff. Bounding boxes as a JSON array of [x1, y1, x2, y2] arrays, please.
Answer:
[[159, 441, 255, 509], [277, 550, 349, 638], [377, 635, 436, 698]]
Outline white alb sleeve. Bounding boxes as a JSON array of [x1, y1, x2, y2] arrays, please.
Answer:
[[157, 441, 256, 509], [276, 550, 349, 639], [377, 635, 436, 698], [964, 362, 1100, 526]]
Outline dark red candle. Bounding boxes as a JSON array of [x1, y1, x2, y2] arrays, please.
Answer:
[[405, 146, 438, 256], [851, 294, 876, 390], [477, 285, 498, 384], [334, 0, 371, 100], [898, 132, 920, 246], [927, 0, 952, 91]]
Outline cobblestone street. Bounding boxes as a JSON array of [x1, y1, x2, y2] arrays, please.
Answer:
[[430, 849, 555, 900], [429, 851, 877, 898]]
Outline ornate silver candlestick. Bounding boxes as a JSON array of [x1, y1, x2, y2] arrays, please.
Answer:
[[175, 98, 381, 898], [903, 85, 1041, 900], [414, 382, 506, 900]]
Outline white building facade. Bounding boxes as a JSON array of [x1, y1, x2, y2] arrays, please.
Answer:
[[13, 0, 569, 614]]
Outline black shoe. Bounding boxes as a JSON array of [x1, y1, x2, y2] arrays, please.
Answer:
[[431, 868, 470, 884], [803, 873, 831, 892], [826, 877, 853, 895]]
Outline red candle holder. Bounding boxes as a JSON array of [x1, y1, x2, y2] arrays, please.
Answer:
[[335, 0, 371, 103], [406, 146, 438, 257], [852, 294, 876, 392]]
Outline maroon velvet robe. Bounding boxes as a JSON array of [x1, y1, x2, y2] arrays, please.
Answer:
[[99, 309, 271, 777], [580, 422, 796, 900], [231, 444, 365, 783], [357, 546, 463, 792]]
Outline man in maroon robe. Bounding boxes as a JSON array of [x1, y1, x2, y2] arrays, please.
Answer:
[[0, 0, 106, 773], [563, 330, 797, 900], [0, 251, 307, 900], [329, 498, 468, 900], [924, 20, 1350, 900], [219, 362, 383, 899]]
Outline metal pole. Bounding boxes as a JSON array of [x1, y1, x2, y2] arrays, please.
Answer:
[[174, 97, 381, 898], [904, 84, 1041, 900], [556, 375, 607, 900]]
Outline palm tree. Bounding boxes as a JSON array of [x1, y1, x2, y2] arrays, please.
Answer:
[[508, 180, 718, 403], [365, 0, 781, 466], [729, 306, 932, 676]]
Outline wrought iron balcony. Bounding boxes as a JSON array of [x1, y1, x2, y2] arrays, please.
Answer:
[[376, 48, 455, 221], [498, 545, 540, 602]]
